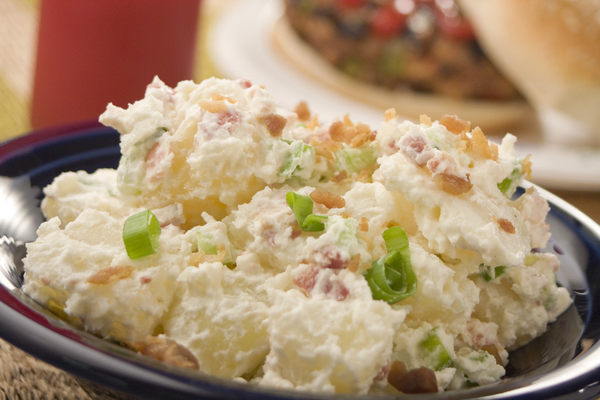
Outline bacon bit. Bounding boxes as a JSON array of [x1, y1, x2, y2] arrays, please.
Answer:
[[471, 127, 498, 161], [359, 217, 370, 232], [340, 211, 352, 219], [294, 265, 319, 292], [347, 253, 361, 273], [329, 120, 374, 147], [147, 81, 162, 90], [352, 123, 373, 147], [350, 132, 369, 148], [457, 132, 470, 153], [401, 135, 429, 166], [343, 113, 354, 127], [330, 170, 348, 183], [388, 361, 438, 394], [264, 113, 287, 137], [294, 101, 311, 121], [357, 230, 372, 248], [329, 121, 347, 142], [440, 114, 471, 135], [146, 142, 171, 182], [356, 164, 378, 182], [239, 79, 252, 89], [481, 344, 503, 366], [384, 108, 397, 122], [311, 137, 343, 157], [320, 247, 347, 269], [370, 130, 378, 141], [140, 276, 152, 284], [188, 244, 226, 266], [307, 114, 320, 130], [420, 114, 432, 126], [310, 190, 346, 208], [87, 266, 134, 285], [496, 217, 516, 234], [522, 154, 532, 179], [146, 142, 165, 165], [128, 336, 199, 370], [216, 110, 241, 127], [324, 280, 349, 301], [198, 98, 228, 113], [291, 228, 302, 239], [261, 221, 277, 246], [434, 172, 473, 195], [211, 93, 236, 104], [375, 361, 390, 382]]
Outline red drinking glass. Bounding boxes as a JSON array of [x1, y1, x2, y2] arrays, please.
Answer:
[[31, 0, 201, 129]]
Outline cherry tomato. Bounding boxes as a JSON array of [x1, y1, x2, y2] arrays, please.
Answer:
[[337, 0, 368, 8], [370, 5, 407, 38]]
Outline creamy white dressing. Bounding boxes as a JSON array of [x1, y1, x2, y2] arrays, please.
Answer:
[[22, 77, 571, 394]]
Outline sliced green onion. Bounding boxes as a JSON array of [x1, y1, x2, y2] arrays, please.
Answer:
[[481, 264, 506, 282], [469, 351, 489, 363], [497, 166, 522, 197], [422, 329, 453, 371], [364, 226, 417, 304], [335, 147, 376, 174], [279, 139, 315, 179], [525, 253, 540, 266], [196, 232, 217, 255], [543, 296, 557, 311], [123, 210, 161, 259], [286, 191, 328, 232]]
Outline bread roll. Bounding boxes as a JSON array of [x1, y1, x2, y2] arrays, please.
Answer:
[[459, 0, 600, 144]]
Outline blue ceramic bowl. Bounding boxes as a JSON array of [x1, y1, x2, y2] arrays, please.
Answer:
[[0, 124, 599, 400]]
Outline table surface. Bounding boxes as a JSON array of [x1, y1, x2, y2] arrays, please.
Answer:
[[0, 0, 598, 399]]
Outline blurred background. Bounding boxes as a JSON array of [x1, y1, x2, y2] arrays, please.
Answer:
[[0, 1, 598, 398], [0, 0, 598, 222]]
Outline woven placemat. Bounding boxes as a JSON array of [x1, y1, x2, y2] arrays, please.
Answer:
[[0, 338, 90, 400]]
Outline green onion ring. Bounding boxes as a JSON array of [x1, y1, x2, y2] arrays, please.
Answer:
[[364, 226, 417, 304], [123, 209, 161, 259], [286, 191, 328, 232]]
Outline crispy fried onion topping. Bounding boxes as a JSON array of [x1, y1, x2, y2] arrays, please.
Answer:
[[86, 266, 134, 285], [128, 336, 199, 370]]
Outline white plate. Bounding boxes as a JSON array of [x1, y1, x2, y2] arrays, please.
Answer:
[[208, 0, 600, 191]]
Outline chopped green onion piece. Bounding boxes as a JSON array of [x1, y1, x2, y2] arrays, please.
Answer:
[[123, 210, 161, 259], [481, 265, 506, 282], [286, 191, 328, 232], [469, 351, 488, 362], [543, 296, 557, 311], [196, 232, 217, 255], [497, 166, 522, 197], [303, 214, 329, 232], [364, 226, 417, 304], [525, 253, 540, 266], [422, 330, 453, 371], [336, 147, 376, 174]]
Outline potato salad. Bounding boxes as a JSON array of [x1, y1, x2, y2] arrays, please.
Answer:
[[22, 77, 571, 394]]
